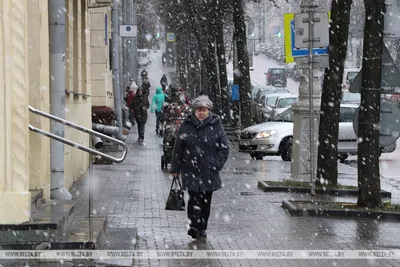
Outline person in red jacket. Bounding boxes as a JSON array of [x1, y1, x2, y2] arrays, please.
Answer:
[[125, 80, 138, 124], [179, 88, 191, 105]]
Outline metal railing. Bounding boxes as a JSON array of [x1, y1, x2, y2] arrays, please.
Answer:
[[29, 105, 128, 236]]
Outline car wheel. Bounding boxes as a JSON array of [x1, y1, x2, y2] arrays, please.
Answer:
[[338, 155, 348, 163], [250, 153, 264, 160], [280, 137, 293, 162]]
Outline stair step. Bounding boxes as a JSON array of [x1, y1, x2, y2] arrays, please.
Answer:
[[94, 228, 138, 266], [0, 201, 75, 244], [56, 215, 108, 249], [30, 190, 44, 213], [0, 215, 107, 251]]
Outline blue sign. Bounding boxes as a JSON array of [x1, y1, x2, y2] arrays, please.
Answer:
[[291, 20, 328, 57], [231, 84, 239, 101]]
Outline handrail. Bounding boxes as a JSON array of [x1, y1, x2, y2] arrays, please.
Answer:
[[29, 105, 128, 237], [28, 105, 127, 163]]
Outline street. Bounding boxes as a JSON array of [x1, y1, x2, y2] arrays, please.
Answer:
[[65, 51, 400, 267], [227, 54, 300, 94]]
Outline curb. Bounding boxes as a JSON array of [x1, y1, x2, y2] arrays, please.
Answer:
[[281, 199, 400, 221], [258, 181, 392, 198]]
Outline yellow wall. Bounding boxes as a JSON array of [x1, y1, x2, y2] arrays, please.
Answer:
[[0, 0, 31, 224], [27, 0, 51, 201], [64, 0, 92, 190], [90, 7, 114, 107]]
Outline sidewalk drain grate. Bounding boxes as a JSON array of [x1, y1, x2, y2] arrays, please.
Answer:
[[240, 192, 262, 196]]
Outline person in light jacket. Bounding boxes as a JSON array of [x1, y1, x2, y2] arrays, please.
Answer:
[[170, 95, 230, 239], [150, 86, 166, 135]]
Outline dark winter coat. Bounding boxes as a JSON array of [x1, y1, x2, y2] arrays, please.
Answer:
[[160, 75, 168, 86], [142, 81, 151, 96], [170, 114, 230, 192], [131, 94, 150, 122]]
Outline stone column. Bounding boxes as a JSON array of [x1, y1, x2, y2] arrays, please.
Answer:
[[0, 0, 31, 224], [288, 69, 321, 182]]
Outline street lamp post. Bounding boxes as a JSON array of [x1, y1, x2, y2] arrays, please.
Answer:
[[287, 0, 322, 193]]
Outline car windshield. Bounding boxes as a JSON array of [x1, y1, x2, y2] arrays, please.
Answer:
[[277, 97, 297, 108], [266, 96, 278, 107], [269, 69, 285, 74], [273, 108, 294, 122]]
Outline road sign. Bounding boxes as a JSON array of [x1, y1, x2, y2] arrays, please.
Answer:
[[284, 13, 329, 63], [352, 0, 400, 38], [349, 45, 400, 93], [294, 54, 329, 69], [119, 25, 137, 37], [231, 84, 239, 101], [166, 32, 175, 42], [294, 12, 329, 49], [353, 99, 400, 147]]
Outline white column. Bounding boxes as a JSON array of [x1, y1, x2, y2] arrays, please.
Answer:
[[288, 69, 321, 181], [0, 0, 31, 223]]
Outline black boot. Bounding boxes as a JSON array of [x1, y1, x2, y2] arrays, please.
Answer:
[[188, 227, 200, 239]]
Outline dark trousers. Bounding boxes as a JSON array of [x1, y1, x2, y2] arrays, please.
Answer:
[[187, 191, 213, 232], [136, 121, 146, 140], [155, 111, 162, 132]]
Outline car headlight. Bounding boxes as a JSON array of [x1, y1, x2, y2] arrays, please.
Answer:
[[255, 130, 278, 139]]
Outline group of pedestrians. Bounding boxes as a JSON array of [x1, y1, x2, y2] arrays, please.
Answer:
[[125, 70, 230, 240]]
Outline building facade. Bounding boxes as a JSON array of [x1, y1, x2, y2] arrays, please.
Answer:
[[0, 0, 112, 224]]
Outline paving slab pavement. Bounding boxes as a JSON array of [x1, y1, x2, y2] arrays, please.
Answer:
[[68, 107, 400, 267]]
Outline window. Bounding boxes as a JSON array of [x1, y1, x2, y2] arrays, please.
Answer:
[[260, 96, 266, 107], [266, 96, 278, 107], [269, 69, 285, 74], [277, 97, 297, 108], [347, 72, 358, 84], [339, 107, 357, 122], [274, 108, 294, 122]]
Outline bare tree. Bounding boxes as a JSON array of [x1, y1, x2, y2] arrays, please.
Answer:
[[316, 0, 352, 186], [357, 0, 385, 208]]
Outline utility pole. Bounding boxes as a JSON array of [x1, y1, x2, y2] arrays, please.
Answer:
[[288, 0, 328, 191], [122, 0, 135, 84], [112, 0, 123, 137]]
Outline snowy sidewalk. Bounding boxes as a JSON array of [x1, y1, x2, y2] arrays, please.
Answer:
[[70, 52, 400, 267]]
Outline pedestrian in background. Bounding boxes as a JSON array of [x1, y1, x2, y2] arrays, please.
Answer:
[[124, 80, 138, 125], [160, 74, 168, 92], [131, 88, 150, 144], [150, 86, 166, 136], [170, 95, 230, 239]]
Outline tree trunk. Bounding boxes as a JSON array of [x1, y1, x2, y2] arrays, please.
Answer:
[[216, 15, 229, 121], [316, 0, 352, 186], [357, 0, 385, 208], [233, 0, 252, 128]]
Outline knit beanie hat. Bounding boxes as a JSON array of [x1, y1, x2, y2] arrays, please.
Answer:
[[191, 95, 213, 110]]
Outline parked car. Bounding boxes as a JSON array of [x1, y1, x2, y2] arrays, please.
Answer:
[[285, 63, 301, 82], [138, 49, 149, 67], [239, 104, 397, 161], [342, 68, 361, 90], [253, 85, 290, 102], [341, 91, 360, 104], [265, 68, 287, 87], [254, 93, 297, 122]]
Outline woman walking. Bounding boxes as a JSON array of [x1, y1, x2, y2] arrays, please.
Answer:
[[131, 88, 150, 144], [170, 95, 230, 239]]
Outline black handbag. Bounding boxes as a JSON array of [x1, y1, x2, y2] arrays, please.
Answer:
[[165, 175, 185, 211]]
